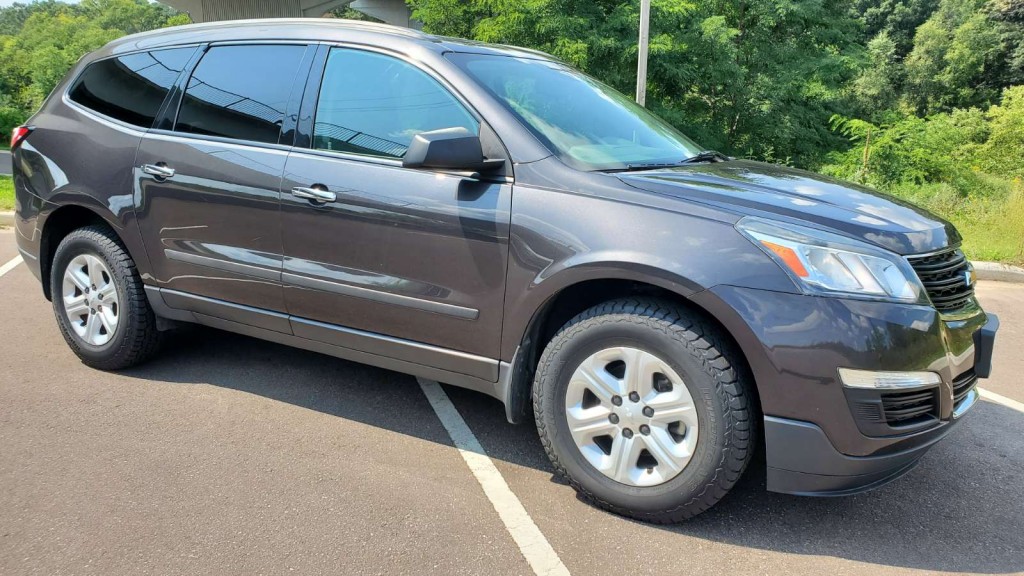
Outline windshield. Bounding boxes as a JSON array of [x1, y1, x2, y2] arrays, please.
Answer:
[[448, 53, 703, 171]]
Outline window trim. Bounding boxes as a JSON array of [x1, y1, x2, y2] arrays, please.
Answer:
[[63, 45, 203, 131], [167, 41, 316, 148], [299, 42, 490, 163], [145, 127, 296, 154], [152, 43, 207, 132]]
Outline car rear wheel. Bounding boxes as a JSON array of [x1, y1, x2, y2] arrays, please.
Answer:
[[50, 224, 162, 370], [533, 298, 756, 522]]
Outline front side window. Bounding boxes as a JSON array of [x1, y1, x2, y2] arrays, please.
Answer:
[[313, 48, 478, 159], [69, 47, 195, 128], [448, 53, 703, 171], [175, 45, 307, 144]]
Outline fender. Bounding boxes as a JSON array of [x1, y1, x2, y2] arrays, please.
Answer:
[[35, 195, 154, 298], [17, 123, 153, 291], [499, 186, 798, 362]]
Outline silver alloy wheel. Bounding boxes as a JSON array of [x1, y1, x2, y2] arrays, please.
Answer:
[[62, 254, 119, 346], [565, 347, 699, 487]]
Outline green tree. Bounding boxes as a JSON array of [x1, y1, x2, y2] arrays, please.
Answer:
[[408, 0, 862, 166], [850, 31, 903, 117], [904, 0, 1008, 112], [989, 0, 1024, 86], [0, 0, 184, 137], [0, 1, 69, 35], [850, 0, 940, 57]]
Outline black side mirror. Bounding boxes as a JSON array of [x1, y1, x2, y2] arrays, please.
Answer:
[[402, 127, 504, 173]]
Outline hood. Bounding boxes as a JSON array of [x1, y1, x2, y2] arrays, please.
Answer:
[[617, 160, 959, 255]]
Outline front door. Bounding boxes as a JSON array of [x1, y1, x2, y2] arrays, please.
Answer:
[[135, 44, 311, 319], [280, 47, 512, 378]]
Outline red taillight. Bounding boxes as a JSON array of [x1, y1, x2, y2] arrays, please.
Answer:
[[10, 126, 32, 150]]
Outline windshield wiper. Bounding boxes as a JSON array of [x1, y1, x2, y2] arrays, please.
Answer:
[[611, 162, 689, 172], [680, 150, 730, 164], [605, 150, 732, 172]]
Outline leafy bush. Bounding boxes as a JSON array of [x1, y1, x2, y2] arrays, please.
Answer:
[[887, 178, 1024, 264], [976, 86, 1024, 178], [0, 105, 24, 145], [823, 86, 1024, 264]]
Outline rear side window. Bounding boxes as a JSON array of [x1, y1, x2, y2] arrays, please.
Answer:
[[313, 48, 478, 159], [69, 47, 195, 128], [175, 45, 307, 144]]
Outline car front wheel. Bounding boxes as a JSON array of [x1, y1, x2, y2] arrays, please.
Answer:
[[533, 298, 756, 522]]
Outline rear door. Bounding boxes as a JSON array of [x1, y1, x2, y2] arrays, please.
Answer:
[[280, 47, 513, 376], [135, 43, 313, 323]]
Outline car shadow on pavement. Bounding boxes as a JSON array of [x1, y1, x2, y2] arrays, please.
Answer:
[[124, 327, 1024, 575]]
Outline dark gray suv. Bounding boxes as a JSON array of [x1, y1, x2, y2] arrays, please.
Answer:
[[11, 19, 999, 522]]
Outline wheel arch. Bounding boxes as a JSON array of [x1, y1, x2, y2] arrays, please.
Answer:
[[38, 203, 132, 301], [500, 264, 761, 427]]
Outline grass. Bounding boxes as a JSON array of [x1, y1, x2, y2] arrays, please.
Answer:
[[0, 175, 13, 212], [889, 176, 1024, 266]]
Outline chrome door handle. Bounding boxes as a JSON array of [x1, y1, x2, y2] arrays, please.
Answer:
[[142, 163, 176, 179], [291, 186, 336, 203]]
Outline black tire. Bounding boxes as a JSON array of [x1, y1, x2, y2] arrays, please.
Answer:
[[533, 298, 756, 523], [50, 224, 162, 370]]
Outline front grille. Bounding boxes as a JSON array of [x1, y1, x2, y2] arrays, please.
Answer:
[[907, 248, 975, 313], [881, 388, 938, 426], [953, 369, 978, 408]]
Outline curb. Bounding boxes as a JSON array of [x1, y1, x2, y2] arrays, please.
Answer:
[[974, 261, 1024, 284], [0, 211, 12, 228]]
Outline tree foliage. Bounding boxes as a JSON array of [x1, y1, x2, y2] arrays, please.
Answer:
[[410, 0, 863, 165], [0, 0, 186, 137], [903, 0, 1009, 113], [826, 85, 1023, 195]]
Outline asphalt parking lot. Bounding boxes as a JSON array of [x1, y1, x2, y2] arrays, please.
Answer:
[[1, 227, 1022, 575]]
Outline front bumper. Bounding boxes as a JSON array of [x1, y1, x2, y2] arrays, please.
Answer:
[[692, 286, 999, 496], [763, 406, 972, 496]]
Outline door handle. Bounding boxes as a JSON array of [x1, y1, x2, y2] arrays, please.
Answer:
[[291, 186, 336, 204], [142, 163, 176, 179]]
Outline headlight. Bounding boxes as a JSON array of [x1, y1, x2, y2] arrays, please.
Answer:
[[736, 217, 926, 303]]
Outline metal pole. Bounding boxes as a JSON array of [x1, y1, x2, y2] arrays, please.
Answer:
[[636, 0, 651, 106]]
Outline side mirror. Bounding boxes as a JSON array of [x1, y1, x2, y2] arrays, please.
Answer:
[[402, 127, 504, 173]]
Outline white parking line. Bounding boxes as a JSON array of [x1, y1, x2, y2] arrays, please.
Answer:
[[978, 387, 1024, 413], [0, 255, 23, 278], [417, 378, 570, 576]]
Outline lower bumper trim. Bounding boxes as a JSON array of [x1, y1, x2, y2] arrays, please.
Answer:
[[764, 415, 957, 496], [768, 459, 921, 497]]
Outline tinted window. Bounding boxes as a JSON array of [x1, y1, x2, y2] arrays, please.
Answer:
[[313, 48, 477, 159], [175, 45, 306, 144], [69, 47, 195, 128]]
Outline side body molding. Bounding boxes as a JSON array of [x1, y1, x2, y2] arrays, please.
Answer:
[[145, 286, 506, 398]]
